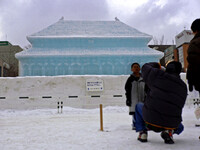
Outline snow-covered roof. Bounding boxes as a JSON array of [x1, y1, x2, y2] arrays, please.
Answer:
[[29, 20, 151, 38], [16, 47, 163, 57]]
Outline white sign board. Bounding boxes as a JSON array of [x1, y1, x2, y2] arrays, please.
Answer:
[[175, 30, 194, 47], [86, 79, 104, 91]]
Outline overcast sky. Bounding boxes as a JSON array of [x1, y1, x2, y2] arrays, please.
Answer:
[[0, 0, 199, 48]]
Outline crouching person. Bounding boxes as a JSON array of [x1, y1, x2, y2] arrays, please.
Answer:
[[135, 61, 187, 144]]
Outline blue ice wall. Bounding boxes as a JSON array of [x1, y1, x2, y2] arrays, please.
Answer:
[[16, 38, 162, 76], [17, 54, 161, 76], [16, 20, 163, 76]]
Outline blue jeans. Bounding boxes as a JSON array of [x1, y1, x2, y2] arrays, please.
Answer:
[[135, 103, 184, 134]]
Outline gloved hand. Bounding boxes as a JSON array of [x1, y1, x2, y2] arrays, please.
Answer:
[[126, 100, 131, 106]]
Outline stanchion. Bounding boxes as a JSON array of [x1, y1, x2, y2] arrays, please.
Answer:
[[100, 104, 104, 131], [57, 101, 63, 114], [61, 101, 63, 113], [57, 101, 60, 113]]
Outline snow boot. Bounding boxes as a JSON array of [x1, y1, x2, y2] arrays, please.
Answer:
[[138, 131, 148, 142], [161, 130, 174, 144]]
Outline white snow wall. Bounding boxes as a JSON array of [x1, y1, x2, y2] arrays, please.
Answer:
[[0, 74, 198, 110], [0, 75, 128, 110]]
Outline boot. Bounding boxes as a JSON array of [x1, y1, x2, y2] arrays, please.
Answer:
[[138, 130, 148, 142], [161, 130, 174, 144]]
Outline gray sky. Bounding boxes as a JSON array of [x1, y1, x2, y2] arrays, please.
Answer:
[[0, 0, 200, 48]]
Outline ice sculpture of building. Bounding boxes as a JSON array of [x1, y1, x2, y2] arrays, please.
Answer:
[[16, 19, 163, 76]]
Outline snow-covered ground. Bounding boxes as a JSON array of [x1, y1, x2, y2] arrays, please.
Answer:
[[0, 105, 199, 150]]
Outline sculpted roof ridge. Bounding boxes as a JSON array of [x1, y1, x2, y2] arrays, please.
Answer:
[[29, 20, 151, 38]]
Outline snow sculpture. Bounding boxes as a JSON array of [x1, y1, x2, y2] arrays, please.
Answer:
[[16, 19, 163, 76]]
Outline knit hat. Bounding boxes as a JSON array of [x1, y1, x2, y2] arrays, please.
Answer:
[[191, 18, 200, 33], [166, 61, 182, 75]]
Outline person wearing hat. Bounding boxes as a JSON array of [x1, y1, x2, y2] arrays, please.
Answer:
[[134, 61, 187, 144], [187, 18, 200, 92]]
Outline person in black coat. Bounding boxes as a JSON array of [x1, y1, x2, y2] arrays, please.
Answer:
[[187, 18, 200, 92], [135, 61, 187, 144]]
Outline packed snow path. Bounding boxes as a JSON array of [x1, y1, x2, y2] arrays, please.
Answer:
[[0, 106, 199, 150]]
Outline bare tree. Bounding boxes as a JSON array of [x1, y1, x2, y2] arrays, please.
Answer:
[[152, 36, 158, 45], [159, 35, 164, 45], [152, 35, 169, 45]]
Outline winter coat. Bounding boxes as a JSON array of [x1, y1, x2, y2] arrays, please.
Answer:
[[187, 32, 200, 92], [141, 62, 187, 129], [125, 74, 145, 115]]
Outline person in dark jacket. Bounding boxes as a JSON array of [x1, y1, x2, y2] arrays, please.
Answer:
[[187, 18, 200, 92], [125, 63, 145, 130], [135, 61, 187, 144]]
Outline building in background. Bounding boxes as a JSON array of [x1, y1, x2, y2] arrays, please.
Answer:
[[0, 41, 23, 77], [149, 30, 194, 72], [16, 19, 163, 76], [148, 45, 173, 66], [164, 45, 176, 65], [175, 30, 194, 72]]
